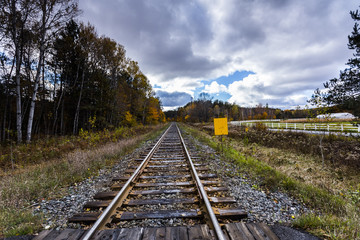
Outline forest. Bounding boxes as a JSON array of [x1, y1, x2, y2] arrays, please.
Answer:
[[164, 93, 322, 123], [0, 0, 165, 144]]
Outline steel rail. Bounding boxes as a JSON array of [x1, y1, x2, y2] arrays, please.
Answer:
[[175, 124, 226, 240], [81, 124, 172, 240]]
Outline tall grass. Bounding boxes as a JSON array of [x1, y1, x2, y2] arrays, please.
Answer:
[[181, 123, 360, 239], [0, 124, 168, 237]]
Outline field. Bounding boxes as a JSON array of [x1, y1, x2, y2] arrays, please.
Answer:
[[186, 123, 360, 239]]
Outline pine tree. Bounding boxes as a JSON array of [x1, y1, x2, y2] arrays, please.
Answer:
[[312, 8, 360, 117]]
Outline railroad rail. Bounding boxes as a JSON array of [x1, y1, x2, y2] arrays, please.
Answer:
[[34, 123, 280, 240]]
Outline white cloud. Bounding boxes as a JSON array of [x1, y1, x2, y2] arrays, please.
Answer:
[[204, 81, 228, 94], [79, 0, 359, 109]]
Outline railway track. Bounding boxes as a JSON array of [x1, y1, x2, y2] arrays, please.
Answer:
[[34, 123, 280, 239]]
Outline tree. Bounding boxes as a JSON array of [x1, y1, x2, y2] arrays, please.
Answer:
[[311, 7, 360, 118], [26, 0, 79, 142], [0, 0, 36, 143]]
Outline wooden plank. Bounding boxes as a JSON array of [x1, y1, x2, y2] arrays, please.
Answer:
[[146, 164, 206, 167], [198, 173, 217, 179], [94, 191, 118, 200], [83, 200, 111, 209], [124, 198, 197, 206], [148, 160, 185, 164], [165, 226, 188, 240], [68, 212, 99, 223], [151, 157, 185, 160], [111, 183, 125, 190], [125, 168, 189, 173], [246, 223, 279, 240], [140, 174, 191, 179], [142, 227, 166, 240], [135, 181, 194, 187], [194, 167, 209, 171], [131, 188, 196, 195], [53, 229, 85, 240], [205, 186, 229, 192], [91, 229, 120, 240], [145, 168, 189, 173], [117, 227, 144, 240], [33, 230, 53, 240], [201, 180, 221, 186], [224, 222, 255, 240], [194, 163, 206, 166], [188, 225, 213, 240], [209, 197, 237, 204], [115, 209, 201, 221], [213, 208, 247, 220], [33, 230, 61, 240], [147, 164, 187, 168], [112, 176, 130, 181]]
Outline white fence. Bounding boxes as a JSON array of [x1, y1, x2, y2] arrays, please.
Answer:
[[231, 121, 360, 133]]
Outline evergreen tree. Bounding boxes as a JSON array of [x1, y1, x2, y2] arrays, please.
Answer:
[[311, 7, 360, 117]]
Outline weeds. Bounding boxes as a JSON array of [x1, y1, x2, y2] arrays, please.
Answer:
[[182, 123, 360, 239], [0, 125, 147, 173], [0, 124, 168, 237], [200, 124, 360, 170]]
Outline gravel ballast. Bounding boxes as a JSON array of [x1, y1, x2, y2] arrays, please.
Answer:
[[31, 125, 313, 238]]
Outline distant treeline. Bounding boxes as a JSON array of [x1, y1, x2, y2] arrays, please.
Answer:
[[0, 1, 164, 143], [165, 94, 344, 122]]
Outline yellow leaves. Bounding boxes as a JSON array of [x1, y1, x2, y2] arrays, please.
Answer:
[[125, 111, 133, 123], [88, 115, 97, 129]]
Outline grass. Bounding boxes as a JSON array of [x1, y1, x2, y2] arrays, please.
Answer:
[[181, 123, 360, 239], [0, 124, 168, 238], [0, 125, 155, 174]]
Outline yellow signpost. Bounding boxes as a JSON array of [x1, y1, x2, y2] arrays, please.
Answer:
[[214, 118, 228, 152], [214, 118, 228, 136]]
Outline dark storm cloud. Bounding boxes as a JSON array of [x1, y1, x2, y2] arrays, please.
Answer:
[[156, 90, 192, 107], [79, 0, 218, 80]]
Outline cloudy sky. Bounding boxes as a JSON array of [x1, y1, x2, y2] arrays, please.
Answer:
[[79, 0, 359, 110]]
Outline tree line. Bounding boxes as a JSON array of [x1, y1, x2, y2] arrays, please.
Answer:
[[165, 93, 289, 122], [0, 0, 165, 144], [164, 93, 342, 123]]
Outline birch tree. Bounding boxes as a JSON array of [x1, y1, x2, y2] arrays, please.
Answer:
[[26, 0, 79, 142], [0, 0, 35, 143]]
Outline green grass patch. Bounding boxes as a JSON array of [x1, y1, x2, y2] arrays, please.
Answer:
[[293, 212, 360, 239]]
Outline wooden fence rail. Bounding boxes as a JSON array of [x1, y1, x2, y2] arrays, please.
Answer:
[[231, 121, 360, 133]]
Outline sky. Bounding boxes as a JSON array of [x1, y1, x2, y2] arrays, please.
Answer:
[[79, 0, 359, 111]]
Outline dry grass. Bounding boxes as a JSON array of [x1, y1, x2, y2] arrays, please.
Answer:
[[235, 144, 359, 195], [185, 123, 360, 239], [0, 124, 167, 237]]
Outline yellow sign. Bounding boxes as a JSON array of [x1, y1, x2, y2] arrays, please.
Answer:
[[214, 118, 228, 135]]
